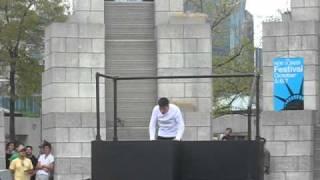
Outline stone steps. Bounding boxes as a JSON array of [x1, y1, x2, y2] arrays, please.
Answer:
[[105, 1, 154, 40], [104, 1, 156, 136]]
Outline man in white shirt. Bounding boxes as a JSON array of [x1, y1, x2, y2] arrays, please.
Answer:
[[36, 142, 54, 180], [149, 97, 185, 140]]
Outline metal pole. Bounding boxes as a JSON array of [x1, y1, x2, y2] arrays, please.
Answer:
[[113, 78, 118, 141], [95, 73, 101, 141], [255, 74, 260, 140], [248, 107, 252, 141]]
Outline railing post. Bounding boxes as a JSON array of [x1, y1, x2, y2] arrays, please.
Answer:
[[255, 74, 260, 140], [113, 78, 118, 141], [95, 73, 101, 141]]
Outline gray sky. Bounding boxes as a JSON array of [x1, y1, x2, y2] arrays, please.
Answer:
[[246, 0, 291, 47]]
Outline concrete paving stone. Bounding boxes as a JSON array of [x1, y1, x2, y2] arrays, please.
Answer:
[[88, 11, 104, 24], [171, 39, 184, 53], [81, 143, 91, 157], [184, 112, 211, 126], [276, 36, 289, 51], [79, 23, 105, 38], [197, 127, 211, 140], [261, 125, 274, 141], [265, 172, 285, 180], [270, 156, 299, 172], [263, 22, 288, 37], [155, 0, 169, 11], [185, 53, 212, 68], [197, 39, 211, 53], [52, 53, 79, 67], [169, 0, 183, 11], [185, 83, 212, 98], [266, 141, 286, 156], [289, 21, 318, 35], [183, 39, 197, 53], [69, 128, 96, 142], [291, 0, 304, 8], [263, 36, 277, 52], [197, 98, 212, 112], [155, 11, 170, 25], [91, 0, 104, 11], [66, 38, 79, 53], [70, 157, 91, 174], [54, 143, 82, 157], [158, 54, 184, 68], [292, 7, 320, 21], [183, 24, 211, 38], [286, 141, 313, 156], [274, 126, 299, 141], [158, 83, 185, 98], [298, 156, 312, 171], [54, 158, 71, 174], [78, 39, 92, 53], [286, 172, 312, 180], [73, 0, 90, 11], [51, 38, 66, 52], [157, 24, 184, 38], [158, 39, 171, 53], [66, 98, 92, 112], [43, 98, 66, 114]]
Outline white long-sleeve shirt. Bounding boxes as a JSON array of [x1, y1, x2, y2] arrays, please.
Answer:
[[149, 104, 185, 140]]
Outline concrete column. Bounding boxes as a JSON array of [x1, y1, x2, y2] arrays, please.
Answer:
[[42, 0, 105, 179], [262, 21, 319, 111], [156, 14, 213, 140], [262, 1, 320, 180]]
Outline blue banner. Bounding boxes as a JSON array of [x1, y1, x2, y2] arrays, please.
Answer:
[[273, 57, 304, 111]]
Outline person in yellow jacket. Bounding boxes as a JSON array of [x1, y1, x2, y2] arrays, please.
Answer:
[[9, 145, 34, 180]]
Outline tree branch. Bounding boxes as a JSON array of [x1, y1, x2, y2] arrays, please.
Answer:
[[13, 1, 34, 57], [213, 40, 252, 68]]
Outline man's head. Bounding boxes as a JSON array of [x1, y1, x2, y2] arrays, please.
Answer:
[[225, 128, 232, 135], [26, 146, 33, 156], [158, 97, 169, 114], [43, 142, 52, 155], [17, 145, 26, 158], [6, 142, 15, 151]]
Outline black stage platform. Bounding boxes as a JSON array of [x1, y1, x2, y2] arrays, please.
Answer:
[[92, 140, 264, 180]]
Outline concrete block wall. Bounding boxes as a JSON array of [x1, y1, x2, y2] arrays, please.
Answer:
[[291, 0, 320, 21], [155, 0, 183, 25], [262, 21, 319, 111], [0, 112, 4, 169], [156, 15, 213, 140], [42, 0, 105, 179], [261, 111, 315, 180]]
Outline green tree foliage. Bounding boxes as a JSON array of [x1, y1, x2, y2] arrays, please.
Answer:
[[184, 0, 255, 116], [0, 0, 67, 140]]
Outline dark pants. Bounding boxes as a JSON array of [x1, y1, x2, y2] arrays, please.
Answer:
[[157, 136, 175, 140]]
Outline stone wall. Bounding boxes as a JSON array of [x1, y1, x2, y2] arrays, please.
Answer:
[[261, 111, 315, 180], [156, 14, 213, 140], [42, 0, 105, 179]]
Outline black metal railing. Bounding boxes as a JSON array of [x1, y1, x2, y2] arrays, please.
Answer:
[[95, 73, 260, 141]]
